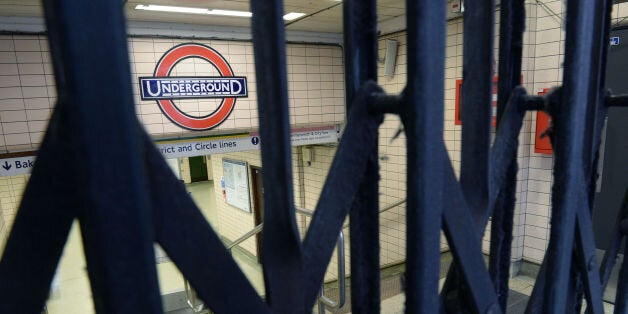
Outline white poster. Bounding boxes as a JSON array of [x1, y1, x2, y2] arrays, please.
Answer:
[[222, 159, 251, 212]]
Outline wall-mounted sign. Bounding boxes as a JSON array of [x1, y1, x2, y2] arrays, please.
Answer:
[[0, 153, 36, 177], [534, 88, 553, 155], [156, 133, 259, 159], [140, 43, 248, 131], [291, 125, 338, 146], [156, 125, 339, 159], [250, 125, 339, 147], [222, 159, 251, 212]]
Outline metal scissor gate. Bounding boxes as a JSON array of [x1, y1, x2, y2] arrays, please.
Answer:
[[0, 0, 627, 313]]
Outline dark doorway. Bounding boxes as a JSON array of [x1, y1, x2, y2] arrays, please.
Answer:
[[251, 166, 264, 262], [593, 27, 628, 254], [592, 26, 628, 302], [189, 156, 208, 182]]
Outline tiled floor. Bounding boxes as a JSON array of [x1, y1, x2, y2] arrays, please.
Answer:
[[322, 255, 617, 314], [372, 275, 616, 314]]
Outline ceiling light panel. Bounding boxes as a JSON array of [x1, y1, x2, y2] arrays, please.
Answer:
[[283, 12, 306, 21], [135, 4, 252, 18], [135, 4, 209, 14]]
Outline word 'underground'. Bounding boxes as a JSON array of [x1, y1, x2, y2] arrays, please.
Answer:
[[140, 77, 247, 100]]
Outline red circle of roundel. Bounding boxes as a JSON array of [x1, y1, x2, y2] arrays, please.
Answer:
[[154, 43, 236, 130]]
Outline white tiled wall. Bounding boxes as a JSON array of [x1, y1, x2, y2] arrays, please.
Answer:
[[0, 34, 345, 243], [0, 174, 28, 242], [0, 35, 345, 150], [0, 35, 53, 152], [131, 39, 345, 136]]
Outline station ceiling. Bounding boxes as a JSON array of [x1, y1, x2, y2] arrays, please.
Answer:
[[0, 0, 407, 34]]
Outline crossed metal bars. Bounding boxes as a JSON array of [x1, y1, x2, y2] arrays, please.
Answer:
[[0, 0, 626, 313]]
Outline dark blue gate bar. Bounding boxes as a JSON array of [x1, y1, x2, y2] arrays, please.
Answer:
[[342, 0, 378, 106], [301, 82, 383, 309], [441, 0, 495, 308], [489, 0, 525, 310], [141, 131, 270, 314], [342, 0, 381, 312], [45, 1, 163, 312], [402, 0, 446, 312], [542, 0, 606, 311], [577, 2, 612, 305], [0, 106, 77, 313], [573, 210, 604, 313], [250, 1, 304, 313], [459, 0, 494, 230], [0, 1, 78, 311], [441, 150, 502, 313]]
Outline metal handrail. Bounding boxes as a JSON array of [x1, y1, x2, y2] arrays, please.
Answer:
[[379, 199, 406, 214], [184, 200, 408, 313], [224, 200, 405, 252], [318, 231, 345, 311], [185, 224, 265, 313], [295, 206, 314, 216], [339, 198, 407, 229], [226, 223, 264, 251], [184, 279, 206, 313], [224, 207, 312, 253], [295, 205, 346, 311]]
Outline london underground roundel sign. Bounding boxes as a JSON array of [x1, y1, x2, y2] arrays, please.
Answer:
[[139, 43, 248, 131]]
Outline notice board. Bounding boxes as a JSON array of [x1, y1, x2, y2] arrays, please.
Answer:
[[222, 159, 251, 212]]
